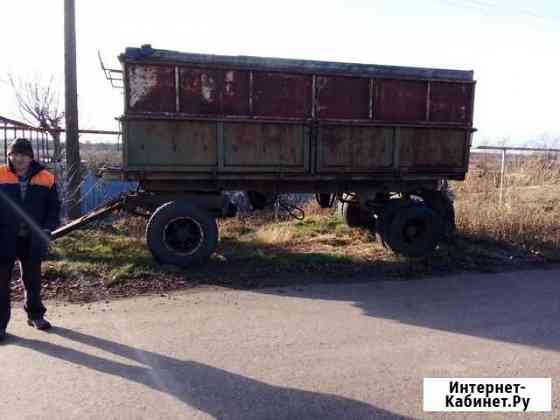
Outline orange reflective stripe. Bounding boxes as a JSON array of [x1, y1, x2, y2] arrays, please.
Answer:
[[0, 165, 18, 184], [30, 169, 56, 189]]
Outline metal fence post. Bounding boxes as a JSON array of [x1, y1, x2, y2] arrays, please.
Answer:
[[499, 148, 506, 205]]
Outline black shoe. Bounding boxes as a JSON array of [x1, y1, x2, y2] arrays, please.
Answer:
[[27, 318, 52, 330], [0, 330, 6, 341]]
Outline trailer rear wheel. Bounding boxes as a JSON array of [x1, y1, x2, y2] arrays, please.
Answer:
[[146, 201, 218, 267], [383, 205, 443, 258], [417, 190, 455, 237], [375, 198, 414, 247]]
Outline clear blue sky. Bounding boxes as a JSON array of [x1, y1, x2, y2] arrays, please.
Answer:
[[1, 0, 558, 145]]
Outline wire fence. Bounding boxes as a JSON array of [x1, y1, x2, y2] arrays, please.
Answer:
[[1, 116, 52, 164], [1, 115, 132, 219], [472, 145, 560, 204]]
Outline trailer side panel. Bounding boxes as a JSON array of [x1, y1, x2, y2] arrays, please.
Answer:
[[120, 47, 475, 184]]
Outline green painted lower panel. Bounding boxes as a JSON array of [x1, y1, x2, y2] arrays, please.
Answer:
[[222, 122, 308, 172], [317, 126, 394, 172], [125, 120, 218, 169], [123, 119, 468, 177]]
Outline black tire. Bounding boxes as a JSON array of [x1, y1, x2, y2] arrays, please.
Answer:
[[418, 190, 455, 237], [337, 200, 371, 228], [384, 205, 443, 258], [375, 198, 415, 247], [146, 201, 218, 267], [316, 193, 334, 209]]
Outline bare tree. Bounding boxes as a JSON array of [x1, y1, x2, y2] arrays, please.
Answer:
[[8, 74, 64, 162], [6, 74, 86, 221]]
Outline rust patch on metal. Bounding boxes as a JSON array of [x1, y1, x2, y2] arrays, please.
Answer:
[[128, 64, 176, 113], [179, 67, 250, 116], [374, 79, 428, 122], [180, 68, 219, 114], [222, 70, 250, 115], [429, 82, 473, 123], [252, 72, 312, 118], [316, 76, 370, 119]]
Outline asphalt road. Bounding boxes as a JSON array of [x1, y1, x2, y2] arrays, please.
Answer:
[[1, 268, 559, 419]]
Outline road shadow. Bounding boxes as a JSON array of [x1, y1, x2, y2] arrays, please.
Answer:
[[14, 327, 414, 420], [257, 268, 560, 353], [196, 234, 551, 288], [189, 237, 560, 353]]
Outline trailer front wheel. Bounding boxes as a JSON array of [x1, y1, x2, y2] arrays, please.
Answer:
[[146, 201, 218, 267]]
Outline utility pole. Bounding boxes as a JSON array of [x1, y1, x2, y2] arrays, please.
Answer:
[[64, 0, 82, 219]]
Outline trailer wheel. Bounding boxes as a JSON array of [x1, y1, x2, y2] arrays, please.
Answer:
[[417, 190, 455, 237], [146, 201, 218, 267], [375, 198, 414, 247], [337, 200, 371, 228], [384, 205, 443, 258]]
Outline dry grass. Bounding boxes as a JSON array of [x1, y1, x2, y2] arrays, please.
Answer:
[[453, 155, 560, 259], [255, 224, 296, 244], [80, 143, 122, 169]]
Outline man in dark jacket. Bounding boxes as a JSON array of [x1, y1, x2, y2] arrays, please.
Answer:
[[0, 138, 61, 341]]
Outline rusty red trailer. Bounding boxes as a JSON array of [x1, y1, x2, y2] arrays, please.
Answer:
[[95, 45, 476, 264], [104, 45, 475, 188]]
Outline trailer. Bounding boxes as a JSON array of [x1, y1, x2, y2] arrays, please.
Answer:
[[55, 45, 476, 265]]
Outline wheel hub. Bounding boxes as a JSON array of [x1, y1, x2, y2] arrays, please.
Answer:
[[163, 217, 204, 255], [403, 219, 427, 243]]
